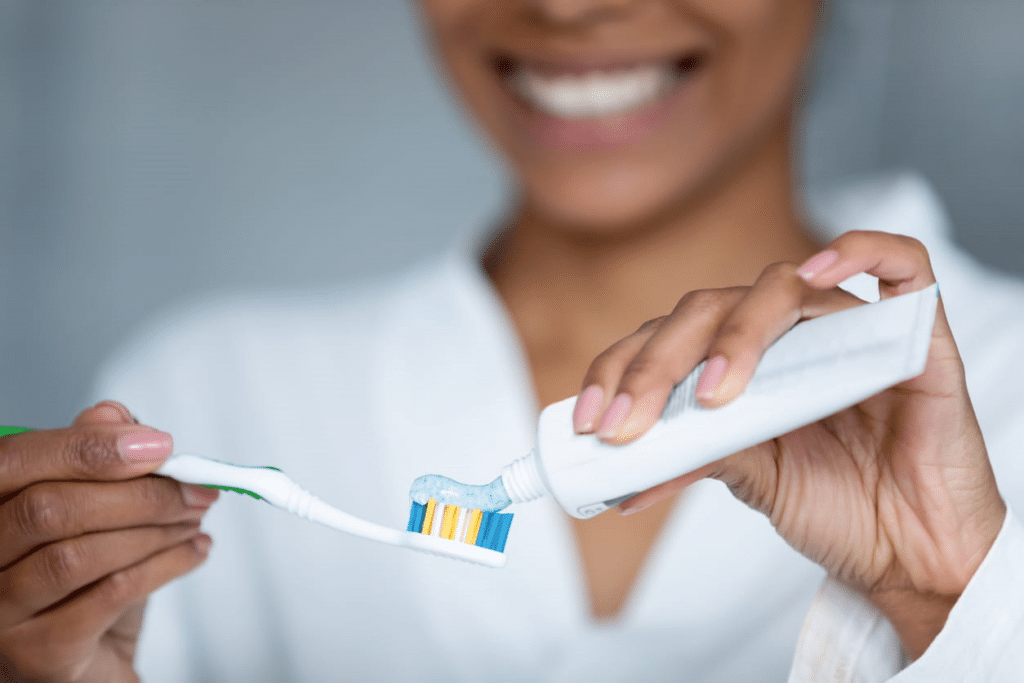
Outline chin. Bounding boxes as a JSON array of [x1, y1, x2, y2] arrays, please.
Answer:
[[523, 163, 698, 236]]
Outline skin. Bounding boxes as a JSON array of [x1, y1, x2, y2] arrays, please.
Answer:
[[418, 0, 1007, 661], [0, 404, 216, 682], [0, 1, 1006, 680]]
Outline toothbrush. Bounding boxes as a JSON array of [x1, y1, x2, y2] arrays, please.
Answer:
[[0, 430, 507, 569], [155, 455, 506, 568]]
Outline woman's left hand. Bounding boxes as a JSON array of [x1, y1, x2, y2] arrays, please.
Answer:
[[572, 230, 1006, 659]]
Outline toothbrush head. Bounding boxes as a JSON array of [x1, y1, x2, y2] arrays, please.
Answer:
[[406, 474, 515, 566], [407, 475, 516, 565]]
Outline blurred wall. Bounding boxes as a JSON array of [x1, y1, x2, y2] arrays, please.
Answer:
[[1, 0, 1022, 428], [2, 1, 508, 427], [880, 2, 1024, 274]]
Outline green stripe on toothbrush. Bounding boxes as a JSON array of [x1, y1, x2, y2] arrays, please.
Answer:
[[0, 426, 34, 438], [203, 484, 263, 500], [199, 465, 284, 500], [198, 465, 283, 500]]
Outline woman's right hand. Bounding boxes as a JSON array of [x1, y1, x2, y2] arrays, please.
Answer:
[[0, 401, 217, 683]]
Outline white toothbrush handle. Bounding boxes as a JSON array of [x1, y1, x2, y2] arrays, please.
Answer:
[[155, 454, 402, 540], [154, 454, 505, 567]]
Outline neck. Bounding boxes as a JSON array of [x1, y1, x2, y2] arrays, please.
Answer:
[[484, 123, 820, 377]]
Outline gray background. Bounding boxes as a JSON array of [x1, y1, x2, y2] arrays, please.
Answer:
[[1, 0, 1022, 428]]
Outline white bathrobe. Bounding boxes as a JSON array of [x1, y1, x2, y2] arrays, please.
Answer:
[[95, 173, 1024, 682]]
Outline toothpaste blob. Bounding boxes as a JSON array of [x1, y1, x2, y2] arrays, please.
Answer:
[[409, 474, 512, 512]]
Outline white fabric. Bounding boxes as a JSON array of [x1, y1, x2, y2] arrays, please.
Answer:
[[93, 172, 1024, 682], [788, 507, 1024, 683]]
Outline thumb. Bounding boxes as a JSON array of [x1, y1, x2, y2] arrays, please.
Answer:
[[703, 445, 779, 517]]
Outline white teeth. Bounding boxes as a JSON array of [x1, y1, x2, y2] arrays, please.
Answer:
[[512, 64, 675, 119]]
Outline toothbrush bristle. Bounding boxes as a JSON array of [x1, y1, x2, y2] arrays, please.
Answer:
[[465, 509, 483, 545], [407, 499, 513, 553], [441, 505, 458, 540], [406, 501, 426, 533]]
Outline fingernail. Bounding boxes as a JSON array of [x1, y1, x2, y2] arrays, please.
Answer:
[[696, 356, 728, 400], [573, 385, 604, 433], [617, 393, 665, 441], [596, 393, 632, 439], [94, 400, 135, 423], [797, 250, 839, 280], [181, 483, 220, 508], [192, 534, 213, 554], [618, 501, 652, 516], [118, 430, 173, 462]]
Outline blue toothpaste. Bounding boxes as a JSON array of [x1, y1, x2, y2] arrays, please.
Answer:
[[409, 474, 512, 512]]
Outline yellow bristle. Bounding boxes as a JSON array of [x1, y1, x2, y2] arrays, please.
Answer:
[[441, 505, 459, 540], [421, 499, 436, 535], [465, 509, 483, 546]]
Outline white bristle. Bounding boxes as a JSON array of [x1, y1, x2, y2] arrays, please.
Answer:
[[429, 503, 445, 537], [453, 507, 470, 543]]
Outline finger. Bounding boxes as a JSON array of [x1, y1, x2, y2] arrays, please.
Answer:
[[0, 478, 219, 568], [617, 461, 720, 515], [16, 535, 211, 649], [797, 230, 961, 393], [0, 522, 204, 628], [0, 424, 174, 498], [72, 401, 138, 428], [572, 317, 666, 433], [795, 230, 936, 298], [618, 443, 778, 516], [0, 535, 210, 683], [695, 265, 867, 408], [597, 287, 747, 443]]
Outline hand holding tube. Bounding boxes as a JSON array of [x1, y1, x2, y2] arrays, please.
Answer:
[[573, 230, 1006, 659]]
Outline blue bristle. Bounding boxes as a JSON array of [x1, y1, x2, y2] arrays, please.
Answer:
[[475, 511, 494, 549], [494, 513, 513, 552], [472, 510, 513, 551], [485, 512, 502, 550], [407, 502, 426, 533], [485, 511, 502, 550]]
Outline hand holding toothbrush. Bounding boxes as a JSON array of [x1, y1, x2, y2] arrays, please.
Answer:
[[573, 230, 1006, 660], [0, 402, 216, 683]]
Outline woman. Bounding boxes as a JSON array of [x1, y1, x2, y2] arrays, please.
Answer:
[[1, 1, 1022, 681]]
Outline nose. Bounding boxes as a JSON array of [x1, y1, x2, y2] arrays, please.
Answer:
[[528, 0, 643, 25]]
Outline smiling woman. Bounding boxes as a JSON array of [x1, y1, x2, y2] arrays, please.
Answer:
[[2, 1, 1024, 682]]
